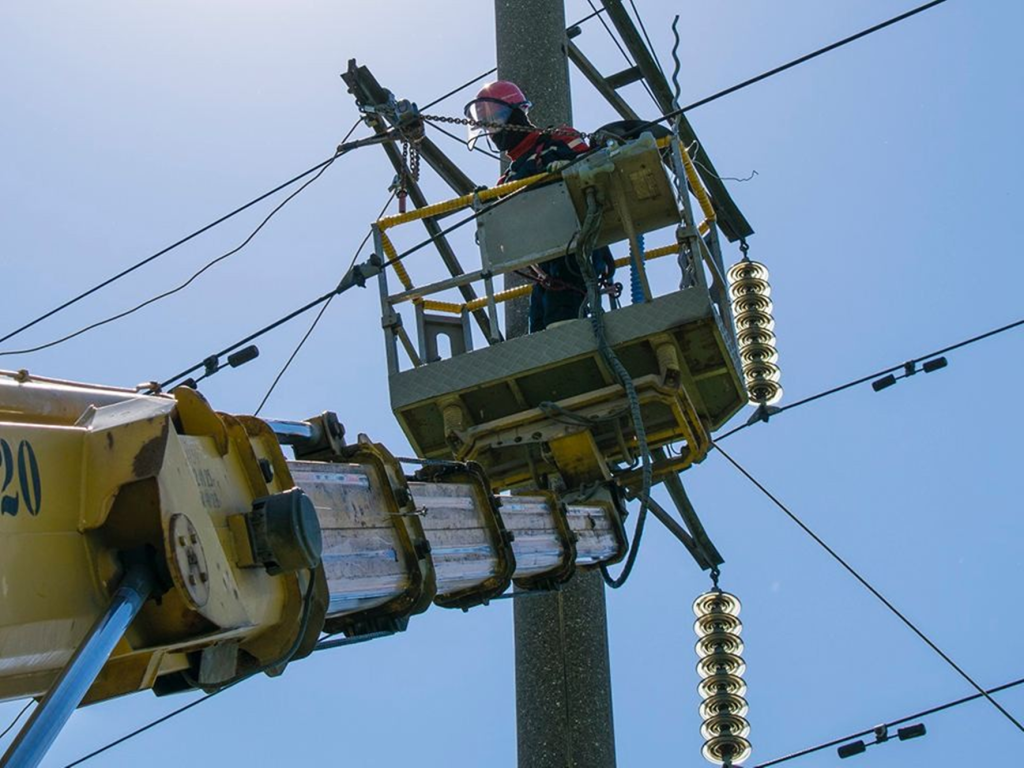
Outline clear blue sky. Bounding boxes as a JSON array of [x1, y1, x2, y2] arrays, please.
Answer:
[[1, 1, 1022, 766]]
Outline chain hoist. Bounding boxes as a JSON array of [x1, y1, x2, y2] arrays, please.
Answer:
[[359, 93, 424, 214], [728, 240, 782, 409], [693, 586, 752, 766]]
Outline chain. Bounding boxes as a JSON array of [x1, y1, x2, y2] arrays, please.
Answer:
[[421, 113, 594, 141], [396, 136, 421, 215], [397, 142, 410, 214], [409, 142, 420, 183]]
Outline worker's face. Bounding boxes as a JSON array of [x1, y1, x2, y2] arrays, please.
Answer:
[[491, 108, 531, 153], [465, 98, 524, 150]]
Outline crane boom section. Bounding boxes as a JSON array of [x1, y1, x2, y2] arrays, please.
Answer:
[[0, 371, 626, 705]]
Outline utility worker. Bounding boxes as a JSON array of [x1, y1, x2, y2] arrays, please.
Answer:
[[464, 81, 615, 333]]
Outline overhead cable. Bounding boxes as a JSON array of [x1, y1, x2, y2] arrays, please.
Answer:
[[313, 631, 396, 651], [0, 127, 401, 359], [424, 120, 502, 159], [647, 0, 949, 130], [0, 119, 362, 347], [568, 5, 610, 29], [712, 442, 1024, 733], [626, 0, 669, 82], [0, 701, 33, 742], [64, 628, 395, 767], [254, 191, 397, 415], [421, 68, 498, 111], [155, 254, 380, 392], [1, 151, 342, 358], [63, 685, 234, 767], [754, 675, 1024, 767], [717, 317, 1024, 441], [584, 0, 660, 107]]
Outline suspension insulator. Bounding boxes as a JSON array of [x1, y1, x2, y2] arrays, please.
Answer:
[[728, 260, 782, 407], [694, 589, 752, 766]]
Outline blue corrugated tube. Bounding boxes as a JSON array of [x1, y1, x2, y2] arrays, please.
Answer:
[[630, 234, 645, 304]]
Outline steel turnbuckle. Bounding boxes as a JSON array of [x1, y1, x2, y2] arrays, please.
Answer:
[[727, 259, 782, 407], [693, 589, 752, 766]]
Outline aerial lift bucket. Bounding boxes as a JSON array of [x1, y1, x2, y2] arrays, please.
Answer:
[[377, 132, 747, 495]]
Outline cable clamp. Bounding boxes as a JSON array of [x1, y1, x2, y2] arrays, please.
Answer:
[[336, 254, 382, 294]]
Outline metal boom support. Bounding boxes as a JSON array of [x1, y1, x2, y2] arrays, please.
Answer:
[[1, 564, 154, 768]]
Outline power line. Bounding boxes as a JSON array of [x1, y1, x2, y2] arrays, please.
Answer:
[[156, 147, 570, 392], [712, 442, 1024, 733], [421, 67, 498, 111], [0, 149, 345, 359], [0, 120, 361, 348], [0, 128, 402, 360], [648, 0, 949, 129], [425, 119, 502, 160], [63, 686, 234, 767], [66, 569, 319, 767], [254, 191, 397, 415], [62, 629, 394, 767], [158, 283, 345, 391], [0, 66, 504, 354], [754, 675, 1024, 767], [3, 60, 521, 353], [626, 0, 668, 82], [567, 5, 609, 29], [2, 62, 509, 352], [717, 317, 1024, 441], [584, 0, 661, 108], [0, 701, 33, 742], [313, 630, 396, 651]]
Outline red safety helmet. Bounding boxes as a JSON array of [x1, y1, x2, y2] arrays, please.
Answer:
[[464, 81, 532, 150]]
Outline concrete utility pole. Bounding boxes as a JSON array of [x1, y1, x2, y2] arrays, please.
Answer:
[[494, 2, 617, 766]]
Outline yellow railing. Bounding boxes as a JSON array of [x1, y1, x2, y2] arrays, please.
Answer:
[[377, 173, 551, 233], [380, 136, 719, 312]]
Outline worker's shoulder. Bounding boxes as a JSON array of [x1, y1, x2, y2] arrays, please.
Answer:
[[541, 125, 588, 151]]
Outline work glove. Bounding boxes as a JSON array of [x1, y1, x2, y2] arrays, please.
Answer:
[[546, 159, 571, 173]]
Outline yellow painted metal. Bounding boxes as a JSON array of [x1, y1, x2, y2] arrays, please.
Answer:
[[677, 140, 717, 223], [378, 230, 413, 290], [611, 232, 709, 270], [547, 431, 611, 488], [412, 285, 534, 316], [374, 172, 554, 299], [413, 237, 715, 316], [416, 298, 464, 314], [0, 367, 641, 710], [447, 373, 711, 491], [0, 375, 313, 703], [376, 173, 550, 232], [415, 241, 714, 316], [465, 284, 532, 312]]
